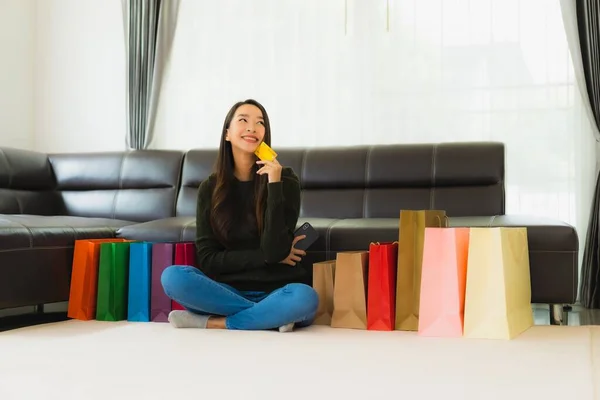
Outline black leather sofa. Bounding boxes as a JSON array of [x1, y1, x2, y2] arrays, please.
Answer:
[[0, 142, 578, 323]]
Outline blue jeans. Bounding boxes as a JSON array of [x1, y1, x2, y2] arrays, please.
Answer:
[[160, 265, 319, 330]]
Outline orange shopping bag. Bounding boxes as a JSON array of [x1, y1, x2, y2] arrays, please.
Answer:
[[418, 227, 470, 337], [67, 238, 128, 320]]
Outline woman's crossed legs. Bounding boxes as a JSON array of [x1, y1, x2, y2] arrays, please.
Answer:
[[160, 265, 318, 331]]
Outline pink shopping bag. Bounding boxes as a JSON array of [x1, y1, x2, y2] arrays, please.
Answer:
[[418, 227, 470, 337]]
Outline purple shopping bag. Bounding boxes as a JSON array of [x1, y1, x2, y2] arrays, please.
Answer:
[[151, 243, 174, 322]]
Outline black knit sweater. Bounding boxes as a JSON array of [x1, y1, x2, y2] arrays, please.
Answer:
[[194, 167, 307, 293]]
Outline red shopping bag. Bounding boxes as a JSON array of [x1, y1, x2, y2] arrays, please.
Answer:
[[171, 242, 197, 311], [367, 241, 398, 331]]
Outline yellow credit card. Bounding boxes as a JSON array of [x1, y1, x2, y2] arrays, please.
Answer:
[[254, 142, 278, 161]]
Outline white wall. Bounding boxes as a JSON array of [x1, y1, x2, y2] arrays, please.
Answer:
[[34, 0, 126, 153], [0, 0, 35, 150]]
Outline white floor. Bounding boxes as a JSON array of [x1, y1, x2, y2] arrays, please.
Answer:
[[0, 320, 598, 400]]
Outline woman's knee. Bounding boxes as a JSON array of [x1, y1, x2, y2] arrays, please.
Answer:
[[160, 265, 197, 296], [284, 283, 319, 313]]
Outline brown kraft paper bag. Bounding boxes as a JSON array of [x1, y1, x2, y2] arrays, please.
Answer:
[[331, 251, 369, 330], [395, 210, 448, 331], [312, 260, 336, 325]]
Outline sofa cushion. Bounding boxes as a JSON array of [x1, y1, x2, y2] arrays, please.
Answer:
[[0, 214, 134, 309], [0, 215, 132, 250], [0, 147, 60, 215], [117, 214, 577, 253], [49, 150, 184, 222], [117, 216, 337, 254], [326, 215, 578, 252], [327, 218, 399, 252], [117, 216, 197, 243], [175, 150, 217, 217], [449, 215, 578, 251]]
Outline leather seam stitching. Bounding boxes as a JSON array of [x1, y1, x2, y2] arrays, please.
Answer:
[[363, 147, 372, 218], [0, 245, 73, 253], [180, 218, 195, 242], [0, 149, 22, 213], [300, 149, 307, 189], [0, 217, 33, 248], [173, 153, 185, 217], [325, 219, 339, 260], [0, 148, 11, 189], [430, 144, 437, 209], [573, 251, 576, 301], [112, 153, 127, 219]]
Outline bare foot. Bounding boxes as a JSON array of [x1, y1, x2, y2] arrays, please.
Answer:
[[207, 316, 227, 329]]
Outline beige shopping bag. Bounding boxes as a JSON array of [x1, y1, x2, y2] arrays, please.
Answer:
[[312, 260, 336, 325], [395, 210, 448, 331], [331, 251, 369, 330], [463, 227, 534, 340]]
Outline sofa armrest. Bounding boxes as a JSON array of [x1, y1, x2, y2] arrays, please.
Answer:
[[0, 147, 59, 215]]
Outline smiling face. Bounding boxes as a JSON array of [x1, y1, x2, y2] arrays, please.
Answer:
[[225, 104, 266, 154]]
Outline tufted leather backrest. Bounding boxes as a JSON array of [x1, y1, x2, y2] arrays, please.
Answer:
[[0, 142, 505, 221], [0, 147, 62, 215], [49, 150, 184, 222], [176, 142, 505, 218]]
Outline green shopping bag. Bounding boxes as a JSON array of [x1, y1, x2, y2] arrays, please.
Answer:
[[96, 241, 132, 321]]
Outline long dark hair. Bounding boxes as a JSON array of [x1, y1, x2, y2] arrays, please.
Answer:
[[210, 99, 272, 246]]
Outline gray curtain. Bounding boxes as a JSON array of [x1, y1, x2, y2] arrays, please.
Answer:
[[575, 0, 600, 308], [122, 0, 180, 150]]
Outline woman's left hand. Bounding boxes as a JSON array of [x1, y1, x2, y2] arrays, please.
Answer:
[[256, 158, 282, 183]]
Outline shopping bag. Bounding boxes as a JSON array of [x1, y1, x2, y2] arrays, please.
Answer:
[[367, 242, 398, 331], [172, 242, 196, 311], [96, 241, 132, 321], [331, 251, 369, 330], [395, 210, 448, 331], [151, 242, 175, 322], [418, 228, 470, 337], [463, 227, 534, 340], [127, 242, 152, 322], [312, 260, 336, 325], [67, 238, 128, 320]]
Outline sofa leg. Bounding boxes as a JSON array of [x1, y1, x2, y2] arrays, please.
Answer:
[[34, 304, 44, 314], [549, 304, 568, 326]]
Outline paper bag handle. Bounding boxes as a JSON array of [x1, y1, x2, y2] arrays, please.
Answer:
[[434, 215, 450, 227], [370, 241, 399, 246]]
